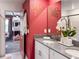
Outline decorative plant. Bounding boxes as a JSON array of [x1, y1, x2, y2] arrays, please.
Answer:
[[56, 17, 76, 37], [61, 27, 76, 37]]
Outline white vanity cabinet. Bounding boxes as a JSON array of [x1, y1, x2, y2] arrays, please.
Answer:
[[50, 49, 68, 59], [35, 41, 68, 59], [35, 41, 49, 59]]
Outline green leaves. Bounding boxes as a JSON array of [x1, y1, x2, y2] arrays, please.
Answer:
[[62, 29, 76, 37], [62, 31, 68, 37], [68, 30, 76, 37]]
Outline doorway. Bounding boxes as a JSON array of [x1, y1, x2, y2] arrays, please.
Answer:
[[5, 11, 23, 54]]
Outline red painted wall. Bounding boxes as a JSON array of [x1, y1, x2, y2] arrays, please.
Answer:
[[26, 0, 48, 59], [48, 0, 61, 34], [23, 0, 61, 59]]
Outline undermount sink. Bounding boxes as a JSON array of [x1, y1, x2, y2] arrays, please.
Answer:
[[43, 36, 51, 39], [65, 49, 79, 58], [43, 40, 54, 44]]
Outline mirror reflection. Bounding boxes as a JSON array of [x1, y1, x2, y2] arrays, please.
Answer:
[[61, 0, 79, 41]]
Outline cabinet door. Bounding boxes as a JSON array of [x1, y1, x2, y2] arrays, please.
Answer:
[[50, 49, 68, 59], [35, 48, 42, 59], [50, 49, 55, 59], [35, 41, 49, 59]]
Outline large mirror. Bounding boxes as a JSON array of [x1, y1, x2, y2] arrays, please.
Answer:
[[62, 0, 79, 41]]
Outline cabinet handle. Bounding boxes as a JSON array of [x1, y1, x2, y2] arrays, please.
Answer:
[[38, 50, 42, 56]]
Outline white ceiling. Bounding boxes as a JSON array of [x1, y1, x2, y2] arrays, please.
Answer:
[[62, 0, 79, 3], [0, 0, 25, 12], [62, 0, 79, 10], [0, 0, 25, 3]]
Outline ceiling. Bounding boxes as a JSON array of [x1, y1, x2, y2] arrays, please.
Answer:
[[62, 0, 79, 2], [62, 0, 79, 10], [0, 0, 25, 3]]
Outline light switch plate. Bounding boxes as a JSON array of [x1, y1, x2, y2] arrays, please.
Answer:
[[48, 28, 51, 33], [44, 29, 47, 33]]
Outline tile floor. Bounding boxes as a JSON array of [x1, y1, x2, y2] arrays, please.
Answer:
[[0, 52, 22, 59], [6, 41, 20, 53]]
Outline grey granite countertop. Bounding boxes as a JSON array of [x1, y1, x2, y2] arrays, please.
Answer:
[[35, 37, 79, 59]]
